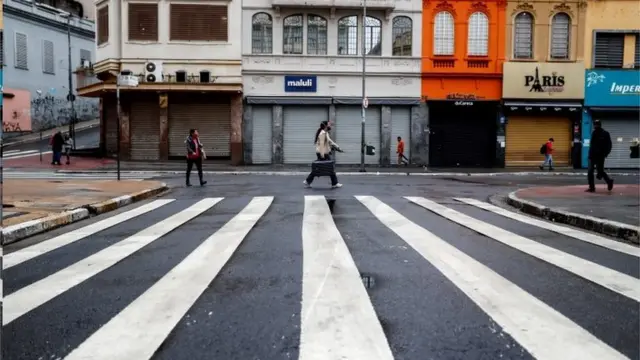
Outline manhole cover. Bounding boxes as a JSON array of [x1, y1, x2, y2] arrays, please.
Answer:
[[361, 274, 376, 289]]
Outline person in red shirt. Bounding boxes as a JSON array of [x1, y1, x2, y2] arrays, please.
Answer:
[[539, 137, 554, 171], [185, 128, 207, 187], [396, 136, 408, 166]]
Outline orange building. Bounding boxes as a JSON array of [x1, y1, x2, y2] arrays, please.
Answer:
[[421, 0, 506, 167]]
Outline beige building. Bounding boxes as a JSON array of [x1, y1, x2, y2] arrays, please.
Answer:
[[77, 0, 244, 164]]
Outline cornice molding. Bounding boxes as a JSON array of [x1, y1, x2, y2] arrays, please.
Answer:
[[2, 4, 95, 39]]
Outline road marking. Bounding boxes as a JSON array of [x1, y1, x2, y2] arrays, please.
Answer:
[[64, 197, 273, 360], [4, 149, 21, 154], [3, 199, 175, 269], [357, 195, 628, 360], [406, 196, 640, 302], [4, 150, 50, 159], [3, 198, 222, 326], [455, 198, 640, 257], [299, 195, 393, 360]]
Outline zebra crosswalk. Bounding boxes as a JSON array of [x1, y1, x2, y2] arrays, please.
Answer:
[[2, 149, 50, 159], [2, 195, 639, 360]]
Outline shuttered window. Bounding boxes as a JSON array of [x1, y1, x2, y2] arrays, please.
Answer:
[[15, 32, 28, 70], [0, 30, 4, 66], [513, 12, 533, 59], [42, 40, 55, 74], [128, 3, 158, 41], [550, 13, 570, 59], [170, 4, 228, 41], [635, 35, 640, 68], [593, 33, 624, 68], [97, 6, 109, 45]]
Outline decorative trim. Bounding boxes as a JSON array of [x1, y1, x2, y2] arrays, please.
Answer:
[[434, 0, 456, 16], [577, 0, 587, 12], [469, 1, 489, 16], [3, 4, 95, 39], [512, 3, 535, 17]]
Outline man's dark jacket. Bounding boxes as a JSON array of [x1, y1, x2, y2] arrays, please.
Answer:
[[589, 127, 612, 160]]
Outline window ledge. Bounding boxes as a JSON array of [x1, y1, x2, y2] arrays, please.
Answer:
[[168, 41, 230, 45], [125, 40, 160, 45], [546, 58, 576, 63], [508, 58, 537, 62], [98, 42, 111, 49]]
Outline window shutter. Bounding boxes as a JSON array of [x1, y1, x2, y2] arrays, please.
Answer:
[[467, 12, 488, 56], [550, 13, 570, 59], [15, 32, 28, 69], [170, 4, 228, 41], [97, 6, 109, 45], [128, 3, 158, 41], [43, 40, 55, 74], [594, 33, 624, 68], [0, 30, 4, 66], [635, 35, 640, 68], [513, 12, 533, 59]]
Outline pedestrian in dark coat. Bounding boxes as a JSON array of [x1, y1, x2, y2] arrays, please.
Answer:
[[185, 128, 207, 187], [587, 119, 614, 192], [50, 131, 64, 165]]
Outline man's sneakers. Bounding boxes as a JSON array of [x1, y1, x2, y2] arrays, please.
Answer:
[[332, 183, 343, 189], [303, 180, 311, 188], [607, 178, 614, 191], [303, 180, 342, 189]]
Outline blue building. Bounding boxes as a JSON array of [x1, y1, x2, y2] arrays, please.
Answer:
[[581, 69, 640, 169]]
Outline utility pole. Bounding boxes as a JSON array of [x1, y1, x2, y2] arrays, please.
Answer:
[[359, 0, 367, 172], [116, 80, 121, 180], [66, 14, 77, 149]]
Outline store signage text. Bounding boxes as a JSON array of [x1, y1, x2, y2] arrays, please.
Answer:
[[525, 67, 565, 93], [609, 83, 640, 95], [284, 75, 317, 93], [447, 93, 482, 106], [454, 101, 473, 106]]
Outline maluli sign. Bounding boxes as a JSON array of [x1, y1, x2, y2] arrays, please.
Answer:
[[584, 69, 640, 107], [284, 75, 317, 93]]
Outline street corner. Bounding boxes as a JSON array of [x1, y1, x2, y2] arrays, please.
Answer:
[[514, 184, 640, 200], [86, 180, 169, 215], [3, 153, 115, 170]]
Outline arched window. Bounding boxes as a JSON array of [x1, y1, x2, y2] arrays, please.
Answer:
[[513, 12, 534, 59], [468, 12, 489, 56], [434, 11, 454, 55], [392, 16, 412, 56], [365, 16, 382, 55], [283, 14, 303, 54], [550, 12, 571, 59], [307, 15, 328, 55], [338, 16, 358, 55], [251, 13, 272, 54]]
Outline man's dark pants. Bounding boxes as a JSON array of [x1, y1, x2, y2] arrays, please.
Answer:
[[186, 157, 203, 184], [587, 157, 611, 190]]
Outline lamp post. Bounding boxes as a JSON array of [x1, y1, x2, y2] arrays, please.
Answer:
[[359, 0, 367, 172], [61, 12, 77, 149], [116, 73, 139, 180]]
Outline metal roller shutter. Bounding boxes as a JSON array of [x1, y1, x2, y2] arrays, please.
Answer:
[[601, 116, 640, 169], [130, 97, 160, 160], [390, 107, 411, 163], [505, 116, 571, 166], [283, 106, 328, 164], [335, 106, 381, 164], [104, 96, 118, 155], [594, 33, 624, 68], [169, 96, 231, 157], [252, 106, 273, 164]]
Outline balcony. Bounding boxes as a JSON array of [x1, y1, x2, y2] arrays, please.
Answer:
[[243, 55, 420, 74], [271, 0, 395, 10]]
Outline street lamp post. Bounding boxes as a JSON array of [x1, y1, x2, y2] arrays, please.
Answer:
[[359, 0, 367, 172], [64, 13, 77, 149]]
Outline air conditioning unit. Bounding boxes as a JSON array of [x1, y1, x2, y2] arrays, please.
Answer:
[[144, 61, 163, 82], [81, 60, 91, 68]]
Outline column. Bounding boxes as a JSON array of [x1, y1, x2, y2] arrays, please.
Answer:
[[380, 105, 392, 166], [119, 97, 131, 161], [243, 104, 254, 165], [230, 94, 244, 165], [272, 105, 284, 164], [495, 105, 506, 168], [410, 101, 429, 165], [158, 92, 169, 160]]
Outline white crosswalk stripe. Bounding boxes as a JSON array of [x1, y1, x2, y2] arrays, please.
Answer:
[[2, 149, 48, 159], [3, 195, 637, 360]]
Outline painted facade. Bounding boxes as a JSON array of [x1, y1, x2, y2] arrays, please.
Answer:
[[3, 0, 98, 134], [242, 0, 425, 165]]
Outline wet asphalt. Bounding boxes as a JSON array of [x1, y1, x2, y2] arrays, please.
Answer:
[[2, 174, 639, 360]]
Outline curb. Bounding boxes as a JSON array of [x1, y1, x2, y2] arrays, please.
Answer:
[[506, 190, 640, 244], [1, 183, 169, 245], [3, 122, 100, 147]]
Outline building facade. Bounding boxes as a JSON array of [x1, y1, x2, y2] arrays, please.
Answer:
[[78, 0, 243, 163], [3, 0, 98, 135], [422, 0, 506, 168], [242, 0, 425, 166], [502, 0, 586, 167], [580, 0, 639, 169]]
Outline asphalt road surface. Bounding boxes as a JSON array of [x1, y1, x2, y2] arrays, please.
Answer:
[[2, 126, 99, 160], [3, 175, 639, 360]]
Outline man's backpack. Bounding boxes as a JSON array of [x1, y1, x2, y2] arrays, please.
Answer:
[[540, 143, 547, 154]]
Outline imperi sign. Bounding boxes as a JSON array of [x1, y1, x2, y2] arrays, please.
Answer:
[[584, 69, 640, 107], [503, 62, 585, 100], [284, 75, 317, 93]]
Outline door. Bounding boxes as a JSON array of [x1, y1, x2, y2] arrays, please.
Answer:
[[129, 97, 159, 160], [602, 116, 640, 168], [505, 116, 571, 166], [390, 107, 411, 164], [252, 106, 273, 164], [169, 95, 231, 158], [283, 106, 328, 164], [335, 106, 381, 164]]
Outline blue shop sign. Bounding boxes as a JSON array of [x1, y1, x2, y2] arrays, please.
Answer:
[[284, 75, 317, 93], [584, 69, 640, 107]]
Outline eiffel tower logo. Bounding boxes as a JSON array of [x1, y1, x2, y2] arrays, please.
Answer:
[[529, 67, 544, 92]]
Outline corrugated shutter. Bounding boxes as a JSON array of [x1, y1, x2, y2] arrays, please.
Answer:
[[594, 33, 624, 68], [169, 96, 231, 157], [335, 106, 381, 164], [104, 96, 118, 154], [390, 107, 411, 163], [283, 106, 328, 164], [252, 106, 273, 164], [130, 97, 160, 160], [505, 116, 571, 166], [601, 117, 640, 169]]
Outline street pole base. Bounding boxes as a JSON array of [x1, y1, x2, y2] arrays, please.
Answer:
[[359, 168, 367, 173]]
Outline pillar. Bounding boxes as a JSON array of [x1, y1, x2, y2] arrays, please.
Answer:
[[272, 105, 284, 164], [99, 96, 106, 155], [158, 92, 169, 160], [230, 94, 243, 165], [243, 104, 253, 165], [119, 97, 131, 161], [380, 106, 392, 166], [495, 105, 506, 168], [410, 101, 429, 165]]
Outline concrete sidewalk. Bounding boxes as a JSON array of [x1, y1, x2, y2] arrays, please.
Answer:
[[2, 178, 168, 244], [2, 119, 99, 146], [506, 184, 640, 243]]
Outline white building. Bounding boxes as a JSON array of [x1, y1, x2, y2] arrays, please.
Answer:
[[77, 0, 244, 163], [241, 0, 427, 165]]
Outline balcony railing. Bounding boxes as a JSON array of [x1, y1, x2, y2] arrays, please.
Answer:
[[75, 68, 223, 91]]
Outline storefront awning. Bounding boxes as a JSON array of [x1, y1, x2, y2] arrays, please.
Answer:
[[589, 106, 640, 113]]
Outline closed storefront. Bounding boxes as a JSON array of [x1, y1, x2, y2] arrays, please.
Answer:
[[103, 95, 118, 155], [130, 97, 160, 161], [429, 101, 497, 167], [168, 95, 231, 158], [335, 106, 381, 164], [390, 107, 411, 162], [251, 106, 273, 164], [283, 106, 328, 164], [505, 116, 572, 166], [582, 69, 640, 169]]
